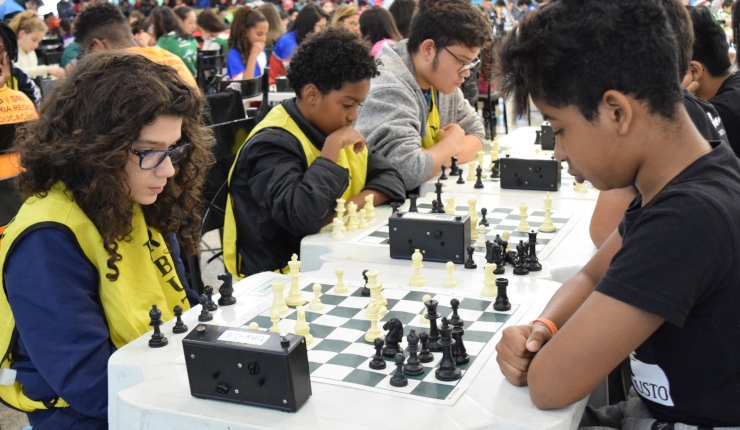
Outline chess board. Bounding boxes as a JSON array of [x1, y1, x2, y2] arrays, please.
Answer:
[[350, 203, 578, 261], [244, 279, 530, 405]]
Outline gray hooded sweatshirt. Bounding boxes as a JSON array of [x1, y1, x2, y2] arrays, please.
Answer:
[[355, 40, 485, 191]]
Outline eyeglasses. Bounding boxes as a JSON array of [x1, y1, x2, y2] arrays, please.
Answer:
[[442, 46, 481, 73], [130, 141, 191, 170]]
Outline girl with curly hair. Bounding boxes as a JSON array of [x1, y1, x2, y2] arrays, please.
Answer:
[[0, 51, 213, 428]]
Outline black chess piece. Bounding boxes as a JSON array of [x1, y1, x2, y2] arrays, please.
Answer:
[[534, 129, 542, 146], [424, 299, 442, 352], [526, 230, 542, 272], [451, 322, 469, 365], [403, 329, 424, 376], [464, 245, 477, 269], [456, 169, 465, 184], [390, 353, 408, 387], [474, 165, 484, 189], [198, 294, 213, 322], [382, 318, 404, 357], [148, 305, 168, 348], [493, 243, 505, 274], [172, 305, 188, 334], [450, 156, 459, 175], [449, 298, 464, 327], [435, 182, 443, 208], [485, 241, 494, 264], [391, 201, 401, 214], [435, 317, 461, 381], [479, 208, 489, 227], [204, 285, 218, 311], [494, 278, 511, 311], [217, 273, 236, 306], [513, 241, 530, 275], [492, 158, 500, 178], [440, 165, 448, 180], [409, 194, 418, 213], [369, 337, 386, 370], [431, 200, 441, 214], [418, 331, 434, 363], [361, 269, 371, 296]]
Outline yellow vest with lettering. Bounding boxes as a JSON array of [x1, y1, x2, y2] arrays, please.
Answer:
[[222, 104, 368, 280], [0, 183, 190, 412], [421, 88, 441, 149]]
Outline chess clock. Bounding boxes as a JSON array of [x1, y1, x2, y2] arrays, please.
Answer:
[[388, 212, 471, 264]]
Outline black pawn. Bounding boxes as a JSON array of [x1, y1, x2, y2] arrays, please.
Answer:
[[409, 194, 418, 213], [172, 305, 188, 334], [204, 285, 218, 311], [403, 329, 424, 376], [391, 201, 401, 214], [440, 165, 448, 180], [390, 353, 408, 387], [148, 305, 168, 348], [450, 156, 459, 175], [217, 273, 236, 306], [435, 317, 461, 381], [464, 245, 477, 269], [474, 165, 484, 189], [418, 332, 434, 363], [479, 208, 489, 227], [457, 169, 465, 184], [431, 200, 441, 214], [361, 269, 370, 296], [369, 337, 386, 370], [424, 299, 442, 352], [494, 278, 511, 311], [513, 240, 529, 275], [198, 294, 213, 322], [449, 298, 464, 327], [527, 230, 542, 272], [451, 324, 469, 365], [492, 158, 500, 178]]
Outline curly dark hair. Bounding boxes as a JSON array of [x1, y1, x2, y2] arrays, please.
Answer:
[[407, 0, 493, 54], [12, 51, 214, 281], [688, 5, 731, 78], [75, 2, 131, 48], [658, 0, 694, 79], [496, 0, 682, 121], [228, 7, 267, 70], [287, 27, 379, 98]]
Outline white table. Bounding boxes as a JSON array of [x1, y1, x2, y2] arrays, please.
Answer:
[[109, 261, 588, 430]]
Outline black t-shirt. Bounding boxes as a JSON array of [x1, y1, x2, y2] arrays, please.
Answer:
[[710, 71, 740, 157], [683, 90, 727, 144], [595, 141, 740, 426]]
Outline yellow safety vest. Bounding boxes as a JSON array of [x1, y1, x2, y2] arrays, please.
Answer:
[[421, 87, 441, 149], [222, 104, 368, 280], [0, 182, 190, 412]]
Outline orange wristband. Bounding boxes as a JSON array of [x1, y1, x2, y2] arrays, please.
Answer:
[[530, 318, 558, 335]]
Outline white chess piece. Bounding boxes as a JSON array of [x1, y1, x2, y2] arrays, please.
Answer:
[[285, 254, 306, 306], [358, 208, 368, 229], [516, 201, 531, 232], [269, 309, 281, 333], [477, 151, 488, 178], [503, 231, 512, 253], [365, 271, 388, 317], [444, 196, 455, 214], [334, 268, 348, 293], [442, 261, 457, 287], [576, 180, 588, 193], [409, 249, 426, 286], [271, 280, 289, 316], [481, 263, 497, 296], [467, 161, 477, 181], [469, 198, 479, 239], [540, 192, 556, 233], [293, 305, 313, 344], [363, 194, 375, 219], [475, 224, 487, 247], [335, 198, 347, 232], [346, 202, 359, 231], [331, 217, 345, 240], [419, 294, 432, 323], [365, 303, 383, 342], [309, 283, 324, 311], [248, 322, 259, 330]]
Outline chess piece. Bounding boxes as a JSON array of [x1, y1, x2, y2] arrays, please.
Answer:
[[442, 261, 457, 287], [361, 269, 371, 296], [198, 294, 213, 322], [204, 285, 218, 311], [494, 278, 511, 311], [217, 273, 236, 306], [456, 169, 465, 184], [475, 224, 487, 247], [334, 268, 348, 293], [440, 165, 448, 180], [479, 208, 489, 227], [309, 283, 324, 311], [271, 279, 289, 316], [540, 192, 556, 233], [365, 303, 384, 342], [527, 230, 542, 271], [477, 150, 488, 178], [418, 331, 434, 363], [534, 129, 542, 146], [285, 254, 306, 306], [435, 182, 444, 209], [409, 249, 426, 286], [391, 201, 401, 214], [474, 165, 484, 189], [503, 231, 512, 253], [390, 353, 408, 387], [419, 294, 432, 323], [467, 161, 477, 181], [431, 200, 442, 214], [294, 305, 313, 344], [513, 241, 530, 275], [435, 317, 461, 381], [481, 263, 497, 296], [403, 329, 424, 376], [248, 322, 259, 330], [269, 309, 281, 333], [363, 194, 375, 219], [366, 270, 388, 317], [516, 201, 531, 232], [382, 318, 404, 357], [424, 299, 442, 352], [172, 305, 188, 334], [335, 198, 347, 232], [358, 208, 368, 229], [331, 217, 345, 240], [468, 199, 479, 239], [346, 202, 359, 231], [451, 315, 469, 365], [491, 138, 500, 177], [450, 156, 459, 175], [369, 337, 386, 369], [444, 196, 455, 215], [464, 245, 477, 269], [409, 194, 419, 212], [148, 305, 168, 347], [449, 299, 464, 327]]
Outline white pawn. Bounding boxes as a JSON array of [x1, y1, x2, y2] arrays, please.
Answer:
[[358, 208, 368, 229], [577, 181, 588, 193], [444, 196, 455, 215], [331, 217, 345, 240], [309, 283, 324, 311], [419, 294, 433, 323], [285, 254, 306, 307], [409, 249, 426, 286], [335, 198, 347, 232], [271, 280, 289, 316], [334, 268, 348, 293], [364, 194, 375, 219], [475, 224, 487, 247], [346, 202, 359, 231], [365, 303, 383, 342], [467, 161, 477, 181], [269, 309, 281, 333], [469, 198, 479, 239], [503, 231, 512, 253], [442, 262, 457, 288], [294, 305, 313, 344], [516, 201, 531, 232], [248, 322, 259, 330], [477, 151, 488, 178], [540, 192, 556, 233], [481, 263, 497, 297]]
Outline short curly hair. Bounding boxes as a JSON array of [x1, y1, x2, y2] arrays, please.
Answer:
[[407, 0, 493, 54], [74, 2, 129, 48], [689, 5, 731, 77], [287, 28, 379, 98]]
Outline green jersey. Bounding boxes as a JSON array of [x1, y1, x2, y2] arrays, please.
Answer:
[[156, 32, 198, 76]]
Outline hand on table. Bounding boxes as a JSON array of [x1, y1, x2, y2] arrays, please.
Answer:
[[495, 323, 553, 386]]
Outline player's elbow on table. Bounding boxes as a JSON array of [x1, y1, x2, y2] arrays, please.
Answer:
[[527, 361, 588, 410]]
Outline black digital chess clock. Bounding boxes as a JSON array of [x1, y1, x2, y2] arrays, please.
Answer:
[[388, 212, 471, 264], [182, 324, 312, 412]]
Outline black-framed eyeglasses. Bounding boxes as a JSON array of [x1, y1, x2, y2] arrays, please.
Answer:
[[442, 46, 481, 73], [130, 141, 191, 170]]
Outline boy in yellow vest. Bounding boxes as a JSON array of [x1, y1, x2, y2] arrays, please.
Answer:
[[224, 28, 406, 279], [0, 52, 212, 428]]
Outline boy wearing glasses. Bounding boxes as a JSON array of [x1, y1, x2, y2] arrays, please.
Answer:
[[354, 0, 492, 191]]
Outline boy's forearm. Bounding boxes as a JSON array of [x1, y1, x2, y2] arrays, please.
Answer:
[[457, 135, 484, 164]]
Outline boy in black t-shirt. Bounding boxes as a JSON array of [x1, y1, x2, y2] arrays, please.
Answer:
[[494, 0, 740, 427]]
